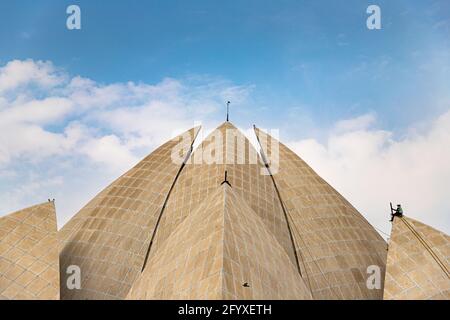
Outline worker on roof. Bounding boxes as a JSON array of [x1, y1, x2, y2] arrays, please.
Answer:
[[390, 204, 404, 222]]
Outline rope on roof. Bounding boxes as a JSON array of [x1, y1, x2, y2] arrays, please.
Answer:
[[399, 216, 450, 279]]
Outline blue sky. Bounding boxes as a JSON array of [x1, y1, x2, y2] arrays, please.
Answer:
[[0, 1, 449, 234], [1, 0, 449, 130]]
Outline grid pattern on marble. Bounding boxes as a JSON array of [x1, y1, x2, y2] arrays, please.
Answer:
[[384, 216, 450, 300], [0, 202, 59, 300], [222, 184, 312, 300], [58, 127, 200, 300], [150, 122, 297, 268], [126, 186, 226, 299], [128, 184, 311, 300], [406, 218, 450, 268], [255, 127, 387, 300]]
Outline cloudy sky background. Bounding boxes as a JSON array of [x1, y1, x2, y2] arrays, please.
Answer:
[[0, 0, 449, 237]]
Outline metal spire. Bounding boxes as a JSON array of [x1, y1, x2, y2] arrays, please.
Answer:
[[226, 101, 230, 122], [221, 170, 232, 187]]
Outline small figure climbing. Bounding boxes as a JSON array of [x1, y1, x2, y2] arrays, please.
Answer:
[[390, 203, 403, 222]]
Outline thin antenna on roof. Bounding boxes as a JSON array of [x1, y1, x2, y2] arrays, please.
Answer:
[[226, 101, 231, 122]]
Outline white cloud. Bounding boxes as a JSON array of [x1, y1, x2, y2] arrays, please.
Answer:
[[334, 113, 376, 133], [287, 111, 450, 237], [0, 175, 64, 208], [80, 135, 139, 173], [0, 58, 448, 240], [1, 97, 73, 124], [0, 59, 64, 93], [0, 123, 71, 165], [0, 59, 252, 227]]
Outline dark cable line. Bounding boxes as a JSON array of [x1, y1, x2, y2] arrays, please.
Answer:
[[253, 125, 346, 299], [253, 126, 305, 277], [141, 129, 200, 272], [399, 216, 450, 278]]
